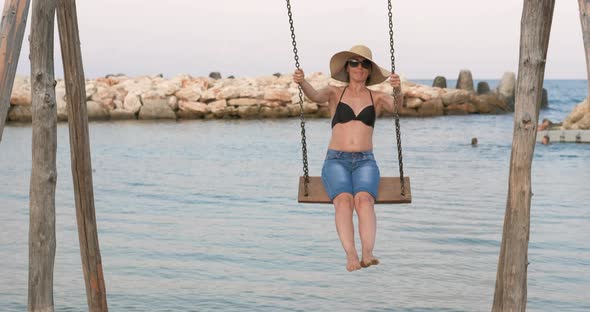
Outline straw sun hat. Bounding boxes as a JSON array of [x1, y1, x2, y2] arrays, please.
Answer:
[[329, 45, 390, 86]]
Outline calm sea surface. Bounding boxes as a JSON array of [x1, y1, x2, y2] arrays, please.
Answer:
[[1, 80, 589, 311]]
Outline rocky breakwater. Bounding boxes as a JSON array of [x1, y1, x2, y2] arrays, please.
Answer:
[[561, 97, 590, 130], [6, 71, 514, 122]]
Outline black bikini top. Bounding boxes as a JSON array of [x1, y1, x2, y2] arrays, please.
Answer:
[[331, 87, 376, 128]]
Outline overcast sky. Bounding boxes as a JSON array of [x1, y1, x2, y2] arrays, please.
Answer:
[[7, 0, 587, 79]]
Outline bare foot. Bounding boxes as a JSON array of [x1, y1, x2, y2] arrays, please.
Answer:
[[346, 254, 362, 272], [360, 256, 380, 268]]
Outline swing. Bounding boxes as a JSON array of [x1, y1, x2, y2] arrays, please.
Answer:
[[286, 0, 412, 204]]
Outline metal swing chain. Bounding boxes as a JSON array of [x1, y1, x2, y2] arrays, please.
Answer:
[[387, 0, 406, 196], [286, 0, 310, 196]]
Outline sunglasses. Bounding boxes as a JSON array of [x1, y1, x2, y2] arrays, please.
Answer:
[[347, 59, 372, 69]]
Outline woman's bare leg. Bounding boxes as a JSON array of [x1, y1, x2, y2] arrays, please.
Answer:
[[333, 193, 360, 271], [354, 192, 379, 267]]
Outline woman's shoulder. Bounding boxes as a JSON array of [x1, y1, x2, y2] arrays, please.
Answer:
[[326, 85, 344, 98], [323, 85, 344, 106]]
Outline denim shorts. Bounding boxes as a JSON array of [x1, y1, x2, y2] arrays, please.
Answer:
[[321, 149, 380, 201]]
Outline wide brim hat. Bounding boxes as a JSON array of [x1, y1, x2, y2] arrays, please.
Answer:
[[329, 45, 390, 86]]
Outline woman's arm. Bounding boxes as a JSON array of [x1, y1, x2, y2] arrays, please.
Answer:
[[293, 69, 334, 104], [378, 73, 404, 113]]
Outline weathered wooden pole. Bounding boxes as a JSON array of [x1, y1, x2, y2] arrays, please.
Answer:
[[0, 0, 31, 141], [579, 0, 590, 94], [56, 1, 108, 311], [492, 1, 554, 312], [28, 0, 57, 311]]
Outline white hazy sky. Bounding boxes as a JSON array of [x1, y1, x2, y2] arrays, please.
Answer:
[[7, 0, 587, 79]]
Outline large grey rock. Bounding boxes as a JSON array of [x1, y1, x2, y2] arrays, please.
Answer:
[[562, 98, 590, 129], [445, 103, 476, 115], [86, 101, 110, 120], [85, 83, 97, 100], [497, 72, 516, 96], [405, 97, 424, 109], [417, 98, 444, 117], [474, 94, 510, 114], [201, 86, 240, 101], [260, 106, 290, 118], [228, 98, 259, 106], [209, 72, 222, 80], [7, 105, 32, 122], [167, 95, 179, 111], [110, 109, 136, 120], [316, 106, 331, 118], [56, 85, 68, 121], [156, 80, 181, 96], [122, 93, 143, 114], [572, 113, 590, 130], [497, 72, 516, 111], [441, 89, 473, 106], [456, 70, 474, 91], [238, 85, 263, 99], [138, 97, 176, 119], [237, 105, 261, 118], [209, 99, 232, 118], [540, 88, 548, 109], [477, 81, 491, 94], [177, 100, 209, 119], [302, 102, 318, 114], [287, 104, 302, 117], [432, 76, 447, 88], [403, 84, 440, 101], [91, 85, 116, 110], [175, 85, 202, 102], [9, 78, 31, 106], [264, 88, 292, 102]]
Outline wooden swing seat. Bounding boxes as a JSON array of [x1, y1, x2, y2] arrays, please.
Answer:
[[298, 176, 412, 204]]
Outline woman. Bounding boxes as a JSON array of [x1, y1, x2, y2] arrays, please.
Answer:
[[293, 45, 403, 272]]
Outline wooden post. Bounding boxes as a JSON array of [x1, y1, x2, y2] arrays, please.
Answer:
[[492, 1, 555, 312], [56, 1, 108, 311], [579, 0, 590, 94], [0, 0, 31, 141], [28, 0, 57, 311]]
